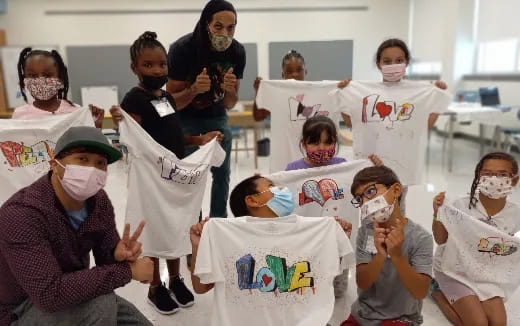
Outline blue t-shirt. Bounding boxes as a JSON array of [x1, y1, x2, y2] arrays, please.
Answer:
[[285, 157, 347, 171], [65, 205, 89, 230]]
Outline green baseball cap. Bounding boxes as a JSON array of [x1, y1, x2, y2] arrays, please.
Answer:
[[54, 126, 122, 164]]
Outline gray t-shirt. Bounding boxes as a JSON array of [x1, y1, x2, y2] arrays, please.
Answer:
[[351, 219, 433, 326]]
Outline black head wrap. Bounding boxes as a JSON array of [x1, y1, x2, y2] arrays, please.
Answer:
[[191, 0, 237, 71]]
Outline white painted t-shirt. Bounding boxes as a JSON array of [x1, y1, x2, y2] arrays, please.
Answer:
[[434, 196, 520, 271], [119, 111, 225, 259], [194, 215, 355, 326], [0, 108, 95, 205], [255, 80, 342, 173], [436, 203, 520, 301], [332, 80, 451, 185], [267, 159, 373, 245]]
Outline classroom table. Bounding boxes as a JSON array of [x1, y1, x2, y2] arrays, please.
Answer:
[[442, 103, 510, 172], [0, 111, 12, 119]]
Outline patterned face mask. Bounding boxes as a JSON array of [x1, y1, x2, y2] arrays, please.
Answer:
[[360, 189, 395, 223], [209, 31, 233, 52], [306, 148, 336, 165], [477, 176, 514, 199], [24, 77, 63, 100]]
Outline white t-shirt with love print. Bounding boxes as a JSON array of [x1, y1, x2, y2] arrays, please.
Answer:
[[194, 215, 355, 326], [332, 80, 450, 185], [0, 108, 95, 205], [119, 110, 225, 259]]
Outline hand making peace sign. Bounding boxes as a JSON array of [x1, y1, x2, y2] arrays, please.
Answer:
[[114, 220, 146, 262]]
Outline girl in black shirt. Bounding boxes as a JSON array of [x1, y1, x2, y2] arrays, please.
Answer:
[[111, 31, 222, 316]]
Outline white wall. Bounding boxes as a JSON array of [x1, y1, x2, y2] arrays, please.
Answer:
[[410, 0, 520, 139], [409, 0, 445, 62], [0, 0, 410, 82], [478, 0, 520, 42]]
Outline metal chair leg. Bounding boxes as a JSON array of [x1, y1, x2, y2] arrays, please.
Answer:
[[245, 129, 249, 158]]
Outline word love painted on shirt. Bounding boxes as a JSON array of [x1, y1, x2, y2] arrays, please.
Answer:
[[362, 94, 415, 127], [236, 254, 315, 295], [0, 140, 55, 168], [159, 156, 203, 185]]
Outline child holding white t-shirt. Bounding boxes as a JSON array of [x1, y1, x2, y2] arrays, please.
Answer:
[[252, 50, 307, 121], [286, 115, 383, 171], [190, 175, 352, 325], [336, 38, 450, 187], [285, 115, 382, 299], [431, 152, 520, 326], [110, 31, 223, 316]]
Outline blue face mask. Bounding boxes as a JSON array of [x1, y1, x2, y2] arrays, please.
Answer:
[[261, 186, 295, 217]]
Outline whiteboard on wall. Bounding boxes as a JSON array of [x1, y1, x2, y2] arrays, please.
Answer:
[[81, 86, 118, 110], [0, 46, 58, 108], [66, 43, 259, 103]]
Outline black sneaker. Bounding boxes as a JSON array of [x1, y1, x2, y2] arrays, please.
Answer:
[[169, 276, 195, 307], [147, 284, 180, 315]]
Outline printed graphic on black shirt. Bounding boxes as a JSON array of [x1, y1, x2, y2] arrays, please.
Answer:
[[192, 60, 234, 109]]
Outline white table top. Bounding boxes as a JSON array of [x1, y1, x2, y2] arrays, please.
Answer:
[[444, 102, 506, 122]]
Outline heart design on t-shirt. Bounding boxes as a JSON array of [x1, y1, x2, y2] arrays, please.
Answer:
[[302, 179, 344, 207], [262, 274, 273, 286], [376, 102, 392, 118]]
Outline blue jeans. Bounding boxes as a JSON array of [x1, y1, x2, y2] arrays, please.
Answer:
[[181, 115, 231, 218]]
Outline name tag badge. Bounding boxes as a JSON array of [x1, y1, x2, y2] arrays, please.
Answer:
[[151, 98, 175, 117]]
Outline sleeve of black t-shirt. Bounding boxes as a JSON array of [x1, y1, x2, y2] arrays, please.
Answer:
[[168, 41, 191, 81], [120, 90, 148, 117], [234, 43, 246, 80]]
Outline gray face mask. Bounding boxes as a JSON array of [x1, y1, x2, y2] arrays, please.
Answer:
[[209, 31, 233, 52]]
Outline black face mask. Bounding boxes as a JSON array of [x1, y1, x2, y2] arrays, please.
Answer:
[[140, 74, 168, 91]]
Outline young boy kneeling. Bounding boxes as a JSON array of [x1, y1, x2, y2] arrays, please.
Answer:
[[342, 166, 433, 326]]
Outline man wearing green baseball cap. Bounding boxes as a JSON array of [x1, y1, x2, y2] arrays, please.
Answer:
[[0, 126, 153, 325]]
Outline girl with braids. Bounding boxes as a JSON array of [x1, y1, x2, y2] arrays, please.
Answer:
[[13, 48, 104, 128], [431, 152, 519, 326], [253, 49, 307, 121], [111, 31, 222, 316]]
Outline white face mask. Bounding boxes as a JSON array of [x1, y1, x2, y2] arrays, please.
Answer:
[[56, 160, 107, 201], [360, 190, 395, 223], [477, 176, 514, 199]]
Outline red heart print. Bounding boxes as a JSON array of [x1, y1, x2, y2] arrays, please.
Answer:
[[262, 274, 273, 286], [376, 102, 392, 118], [333, 207, 338, 211]]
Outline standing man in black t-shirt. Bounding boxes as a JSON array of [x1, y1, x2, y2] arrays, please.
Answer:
[[167, 0, 246, 218]]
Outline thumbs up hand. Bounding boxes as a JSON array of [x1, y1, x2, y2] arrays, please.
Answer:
[[191, 67, 211, 94], [222, 67, 237, 93]]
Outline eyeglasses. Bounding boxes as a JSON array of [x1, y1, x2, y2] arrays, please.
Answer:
[[351, 184, 379, 208], [480, 171, 514, 178]]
